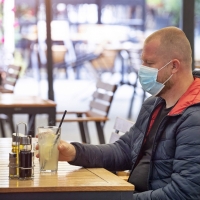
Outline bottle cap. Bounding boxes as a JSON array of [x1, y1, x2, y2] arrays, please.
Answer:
[[12, 133, 25, 143], [9, 152, 17, 158], [20, 136, 32, 145]]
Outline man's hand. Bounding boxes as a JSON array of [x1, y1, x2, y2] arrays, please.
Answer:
[[57, 140, 76, 162], [35, 139, 76, 162]]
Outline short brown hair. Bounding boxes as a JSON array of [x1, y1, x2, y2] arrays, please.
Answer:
[[145, 26, 192, 66]]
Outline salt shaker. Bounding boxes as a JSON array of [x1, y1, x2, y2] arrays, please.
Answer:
[[9, 153, 17, 179]]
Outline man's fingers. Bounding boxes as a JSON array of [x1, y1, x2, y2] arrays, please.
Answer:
[[35, 143, 39, 150], [35, 153, 39, 158]]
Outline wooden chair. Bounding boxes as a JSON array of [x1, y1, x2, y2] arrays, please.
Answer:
[[0, 113, 14, 137], [61, 41, 105, 79], [36, 43, 67, 71], [56, 80, 118, 144], [0, 65, 21, 137], [110, 116, 135, 141], [0, 65, 22, 93], [90, 49, 118, 74], [109, 117, 135, 181]]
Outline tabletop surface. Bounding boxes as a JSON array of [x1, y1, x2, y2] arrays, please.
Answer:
[[0, 138, 134, 193], [0, 94, 56, 107]]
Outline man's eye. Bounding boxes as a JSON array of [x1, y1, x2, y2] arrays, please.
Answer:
[[143, 62, 153, 66]]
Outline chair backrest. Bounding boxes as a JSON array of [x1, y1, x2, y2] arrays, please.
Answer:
[[109, 117, 135, 143], [90, 49, 118, 72], [36, 43, 67, 67], [88, 80, 117, 117], [1, 65, 21, 93]]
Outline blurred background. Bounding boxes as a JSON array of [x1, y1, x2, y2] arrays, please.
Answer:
[[0, 0, 200, 144]]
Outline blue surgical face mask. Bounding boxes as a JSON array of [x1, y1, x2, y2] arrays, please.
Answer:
[[138, 60, 173, 96]]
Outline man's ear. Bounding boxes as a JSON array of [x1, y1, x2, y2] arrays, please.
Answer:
[[171, 59, 180, 73]]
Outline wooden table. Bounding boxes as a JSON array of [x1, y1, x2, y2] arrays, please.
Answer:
[[0, 138, 134, 200], [0, 94, 56, 137]]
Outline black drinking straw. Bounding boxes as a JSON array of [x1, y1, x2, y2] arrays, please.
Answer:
[[56, 110, 67, 134], [54, 110, 67, 144]]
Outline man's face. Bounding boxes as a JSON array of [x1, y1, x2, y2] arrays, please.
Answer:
[[141, 40, 173, 96]]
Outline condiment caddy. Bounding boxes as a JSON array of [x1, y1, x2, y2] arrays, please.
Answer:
[[8, 122, 34, 180]]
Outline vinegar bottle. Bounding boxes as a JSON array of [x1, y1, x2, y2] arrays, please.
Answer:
[[19, 135, 32, 179]]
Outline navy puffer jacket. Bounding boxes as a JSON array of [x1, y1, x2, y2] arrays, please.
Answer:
[[70, 71, 200, 199]]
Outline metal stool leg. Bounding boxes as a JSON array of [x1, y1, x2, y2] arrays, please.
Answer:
[[78, 121, 90, 144], [95, 122, 105, 144]]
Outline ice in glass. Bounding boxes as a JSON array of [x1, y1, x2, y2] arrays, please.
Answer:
[[38, 126, 60, 173]]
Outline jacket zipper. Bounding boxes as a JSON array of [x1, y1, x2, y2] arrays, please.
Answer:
[[128, 102, 163, 182], [147, 114, 170, 190]]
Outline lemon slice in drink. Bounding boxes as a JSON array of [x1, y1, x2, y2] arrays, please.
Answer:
[[43, 143, 54, 160], [41, 132, 56, 161]]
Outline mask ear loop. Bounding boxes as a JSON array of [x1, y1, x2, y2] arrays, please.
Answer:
[[158, 60, 173, 85], [163, 74, 173, 85], [158, 60, 173, 72]]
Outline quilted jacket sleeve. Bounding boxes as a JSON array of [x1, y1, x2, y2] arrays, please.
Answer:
[[69, 128, 134, 171]]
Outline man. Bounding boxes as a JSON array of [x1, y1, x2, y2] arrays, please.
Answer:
[[38, 27, 200, 199]]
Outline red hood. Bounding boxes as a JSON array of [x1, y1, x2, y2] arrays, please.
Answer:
[[169, 77, 200, 115]]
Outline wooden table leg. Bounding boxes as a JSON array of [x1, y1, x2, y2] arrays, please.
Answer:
[[0, 118, 5, 137], [48, 108, 56, 126], [7, 114, 15, 134], [28, 114, 36, 136]]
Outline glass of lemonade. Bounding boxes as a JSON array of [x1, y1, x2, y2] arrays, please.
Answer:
[[38, 126, 60, 173]]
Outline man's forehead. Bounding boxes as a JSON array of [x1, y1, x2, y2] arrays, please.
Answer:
[[144, 39, 160, 49], [142, 40, 161, 56]]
